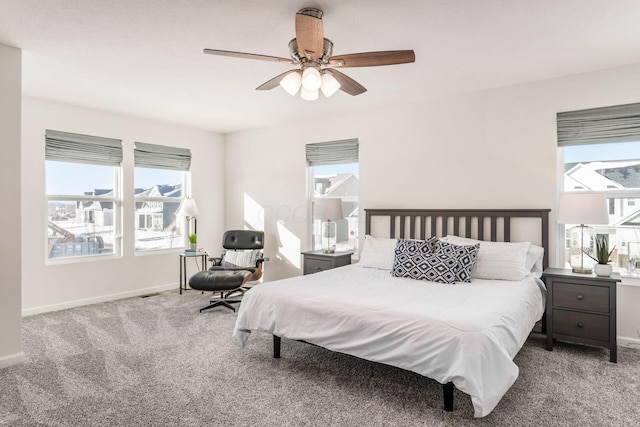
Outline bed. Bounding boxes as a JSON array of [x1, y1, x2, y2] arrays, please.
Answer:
[[233, 208, 550, 418]]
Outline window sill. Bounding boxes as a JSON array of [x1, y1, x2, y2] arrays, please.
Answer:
[[620, 276, 640, 287]]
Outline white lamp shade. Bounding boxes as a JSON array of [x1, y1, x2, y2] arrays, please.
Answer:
[[314, 198, 344, 221], [300, 87, 319, 101], [175, 197, 200, 218], [280, 71, 301, 96], [301, 67, 322, 91], [320, 73, 341, 97], [557, 192, 609, 225]]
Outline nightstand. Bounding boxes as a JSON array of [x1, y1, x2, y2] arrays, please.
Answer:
[[301, 250, 352, 275], [543, 268, 621, 362], [179, 251, 208, 294]]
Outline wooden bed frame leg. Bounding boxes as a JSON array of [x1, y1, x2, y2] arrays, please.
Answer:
[[273, 335, 281, 359], [443, 382, 454, 412]]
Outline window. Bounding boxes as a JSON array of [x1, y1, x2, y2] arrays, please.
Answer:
[[45, 130, 122, 260], [306, 139, 359, 252], [558, 103, 640, 277], [134, 142, 192, 252]]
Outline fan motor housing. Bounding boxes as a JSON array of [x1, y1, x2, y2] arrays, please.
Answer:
[[297, 7, 323, 19], [288, 38, 333, 63]]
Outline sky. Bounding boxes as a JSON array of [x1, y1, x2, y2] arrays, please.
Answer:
[[46, 162, 183, 195], [48, 161, 359, 195], [564, 141, 640, 163], [314, 162, 359, 177]]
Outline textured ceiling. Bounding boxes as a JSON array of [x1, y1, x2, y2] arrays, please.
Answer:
[[2, 0, 640, 133]]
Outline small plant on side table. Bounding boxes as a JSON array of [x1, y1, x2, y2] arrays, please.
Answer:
[[585, 235, 615, 276], [188, 233, 197, 251]]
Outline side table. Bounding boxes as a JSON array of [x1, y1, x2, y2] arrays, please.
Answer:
[[301, 250, 353, 275], [543, 267, 621, 362], [179, 252, 208, 294]]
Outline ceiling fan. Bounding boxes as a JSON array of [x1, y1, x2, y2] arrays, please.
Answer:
[[203, 7, 415, 101]]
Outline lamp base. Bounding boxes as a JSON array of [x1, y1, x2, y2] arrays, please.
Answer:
[[569, 224, 596, 276], [322, 248, 335, 254]]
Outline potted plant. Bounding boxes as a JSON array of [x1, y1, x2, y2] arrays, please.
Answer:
[[585, 236, 615, 277], [188, 233, 197, 251]]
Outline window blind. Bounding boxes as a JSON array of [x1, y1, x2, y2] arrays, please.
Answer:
[[557, 102, 640, 147], [134, 142, 191, 171], [306, 138, 359, 166], [45, 130, 123, 166]]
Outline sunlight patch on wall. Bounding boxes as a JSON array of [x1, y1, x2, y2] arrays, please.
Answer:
[[276, 220, 301, 269], [244, 193, 264, 231]]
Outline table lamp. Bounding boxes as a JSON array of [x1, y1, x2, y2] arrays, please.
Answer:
[[175, 197, 200, 250], [557, 192, 609, 274], [314, 198, 344, 254]]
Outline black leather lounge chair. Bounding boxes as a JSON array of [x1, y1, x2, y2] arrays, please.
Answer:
[[189, 230, 267, 313]]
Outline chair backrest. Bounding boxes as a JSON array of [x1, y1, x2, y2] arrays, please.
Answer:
[[222, 230, 264, 250]]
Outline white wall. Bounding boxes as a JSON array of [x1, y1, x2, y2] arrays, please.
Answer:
[[225, 62, 640, 346], [21, 98, 225, 314], [0, 44, 24, 368]]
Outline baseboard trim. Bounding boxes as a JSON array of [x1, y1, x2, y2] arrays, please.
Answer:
[[0, 352, 26, 369], [619, 335, 640, 349], [22, 283, 178, 317]]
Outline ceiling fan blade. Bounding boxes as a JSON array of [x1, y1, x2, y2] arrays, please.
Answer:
[[203, 49, 294, 65], [323, 69, 367, 96], [256, 70, 299, 91], [328, 50, 415, 67], [295, 9, 324, 60]]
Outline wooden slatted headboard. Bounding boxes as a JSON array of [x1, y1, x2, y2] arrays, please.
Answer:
[[364, 208, 550, 269]]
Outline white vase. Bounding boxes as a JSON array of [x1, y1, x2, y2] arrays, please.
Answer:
[[594, 263, 612, 277], [189, 242, 197, 251]]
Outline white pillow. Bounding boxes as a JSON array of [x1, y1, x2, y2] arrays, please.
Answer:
[[221, 249, 261, 268], [525, 244, 545, 277], [440, 235, 531, 281], [357, 235, 398, 270]]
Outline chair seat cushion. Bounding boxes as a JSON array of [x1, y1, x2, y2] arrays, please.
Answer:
[[189, 270, 252, 292]]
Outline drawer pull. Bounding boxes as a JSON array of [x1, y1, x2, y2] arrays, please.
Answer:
[[577, 322, 583, 328], [576, 295, 583, 300], [315, 267, 321, 271]]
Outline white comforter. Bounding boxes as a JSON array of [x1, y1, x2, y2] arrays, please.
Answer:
[[233, 264, 545, 417]]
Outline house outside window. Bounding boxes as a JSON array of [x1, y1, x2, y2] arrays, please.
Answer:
[[134, 168, 185, 251], [45, 130, 122, 260], [558, 103, 640, 277], [306, 139, 359, 252], [134, 142, 192, 252]]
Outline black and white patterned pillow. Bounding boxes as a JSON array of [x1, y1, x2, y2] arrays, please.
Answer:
[[392, 237, 441, 280], [437, 241, 480, 282], [394, 237, 439, 255], [392, 251, 459, 283], [392, 248, 458, 284]]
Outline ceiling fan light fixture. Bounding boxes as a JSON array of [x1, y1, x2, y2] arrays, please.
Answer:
[[320, 72, 341, 97], [300, 87, 319, 101], [280, 71, 302, 96], [301, 66, 322, 91]]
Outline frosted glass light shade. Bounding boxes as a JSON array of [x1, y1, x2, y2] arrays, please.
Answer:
[[300, 87, 318, 101], [302, 67, 322, 91], [320, 73, 341, 97], [280, 71, 301, 96]]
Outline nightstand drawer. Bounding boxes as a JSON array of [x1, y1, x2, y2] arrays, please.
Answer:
[[553, 309, 609, 342], [304, 258, 332, 274], [553, 282, 610, 313]]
